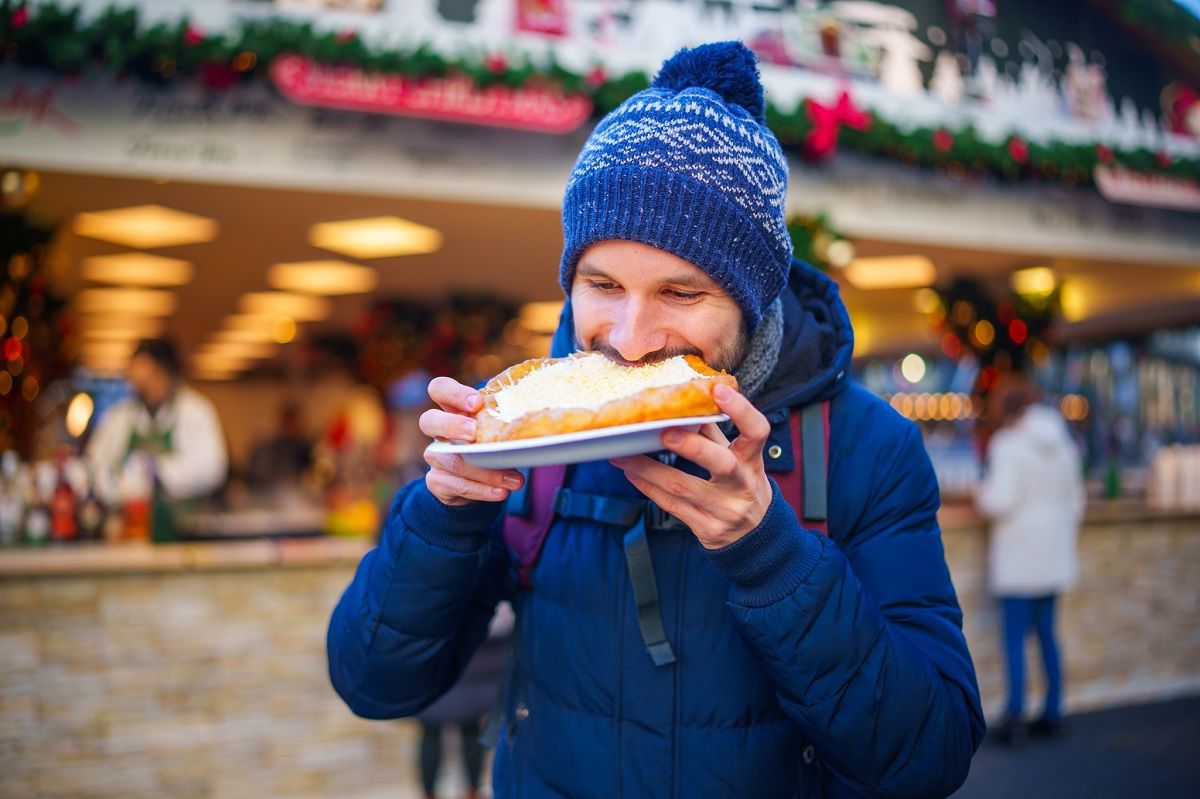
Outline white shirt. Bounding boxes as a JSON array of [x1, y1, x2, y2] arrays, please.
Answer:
[[976, 405, 1085, 596], [87, 386, 229, 500]]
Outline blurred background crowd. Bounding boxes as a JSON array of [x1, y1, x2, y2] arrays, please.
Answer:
[[0, 1, 1197, 797]]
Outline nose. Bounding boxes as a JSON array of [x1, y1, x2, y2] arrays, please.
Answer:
[[607, 298, 666, 363]]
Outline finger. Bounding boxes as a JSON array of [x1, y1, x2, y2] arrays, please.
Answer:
[[425, 449, 524, 491], [426, 469, 511, 504], [713, 385, 771, 461], [661, 428, 740, 480], [428, 376, 482, 414], [610, 455, 709, 503], [419, 408, 477, 443], [620, 470, 705, 530], [699, 423, 730, 446]]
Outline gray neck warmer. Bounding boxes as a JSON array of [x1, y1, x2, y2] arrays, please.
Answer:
[[733, 297, 783, 402]]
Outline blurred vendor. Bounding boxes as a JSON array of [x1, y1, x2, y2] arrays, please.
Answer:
[[87, 337, 228, 501]]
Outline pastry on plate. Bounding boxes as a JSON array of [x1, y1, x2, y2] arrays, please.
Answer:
[[474, 351, 738, 442]]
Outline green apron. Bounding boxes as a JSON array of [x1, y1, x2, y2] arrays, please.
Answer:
[[125, 423, 180, 543]]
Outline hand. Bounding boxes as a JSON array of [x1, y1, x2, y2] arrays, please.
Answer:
[[610, 384, 773, 549], [420, 377, 524, 507]]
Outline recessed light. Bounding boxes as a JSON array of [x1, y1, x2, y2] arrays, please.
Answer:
[[82, 253, 193, 287], [267, 260, 378, 295], [519, 301, 564, 334], [842, 256, 937, 290], [197, 340, 277, 360], [76, 288, 177, 316], [1011, 267, 1057, 297], [239, 291, 331, 321], [309, 216, 442, 259], [78, 316, 165, 339], [73, 204, 218, 249]]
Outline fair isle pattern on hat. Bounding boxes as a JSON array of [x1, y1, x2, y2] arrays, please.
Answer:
[[570, 90, 791, 256], [559, 42, 793, 332]]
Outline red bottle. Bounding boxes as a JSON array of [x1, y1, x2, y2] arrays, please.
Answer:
[[50, 471, 78, 542]]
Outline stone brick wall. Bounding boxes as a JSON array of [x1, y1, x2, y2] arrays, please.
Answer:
[[944, 515, 1200, 719], [2, 514, 1198, 797], [0, 565, 436, 799]]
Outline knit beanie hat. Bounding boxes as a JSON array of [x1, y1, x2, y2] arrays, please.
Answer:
[[559, 41, 792, 333]]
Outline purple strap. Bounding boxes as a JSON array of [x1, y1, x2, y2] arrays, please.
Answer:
[[503, 463, 566, 587]]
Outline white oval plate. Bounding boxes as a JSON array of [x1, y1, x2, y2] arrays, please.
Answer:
[[427, 414, 729, 470]]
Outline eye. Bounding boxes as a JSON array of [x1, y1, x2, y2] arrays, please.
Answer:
[[664, 289, 703, 303], [587, 280, 621, 293]]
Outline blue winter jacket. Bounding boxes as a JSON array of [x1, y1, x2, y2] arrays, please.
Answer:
[[328, 260, 985, 798]]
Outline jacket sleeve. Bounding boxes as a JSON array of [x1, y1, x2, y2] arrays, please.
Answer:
[[326, 478, 512, 720], [706, 420, 985, 799]]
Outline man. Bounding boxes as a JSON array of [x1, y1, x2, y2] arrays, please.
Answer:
[[329, 42, 984, 797], [87, 337, 228, 502]]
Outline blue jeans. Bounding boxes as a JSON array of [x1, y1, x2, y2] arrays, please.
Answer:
[[1001, 595, 1063, 721]]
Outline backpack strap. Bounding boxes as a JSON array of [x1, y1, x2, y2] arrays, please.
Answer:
[[503, 463, 566, 588], [774, 400, 831, 536]]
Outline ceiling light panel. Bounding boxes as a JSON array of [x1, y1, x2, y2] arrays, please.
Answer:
[[76, 288, 177, 316], [267, 260, 378, 295], [239, 291, 331, 321], [73, 204, 218, 248], [309, 216, 443, 259], [78, 316, 165, 339], [81, 253, 194, 287], [842, 256, 937, 290]]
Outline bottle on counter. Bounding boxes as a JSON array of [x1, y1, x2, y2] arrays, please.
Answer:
[[50, 454, 80, 544], [119, 453, 153, 542], [26, 461, 56, 547], [75, 461, 107, 542], [0, 450, 25, 547]]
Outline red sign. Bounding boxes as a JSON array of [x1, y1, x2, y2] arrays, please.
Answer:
[[1094, 165, 1200, 212], [516, 0, 568, 36], [269, 55, 591, 134]]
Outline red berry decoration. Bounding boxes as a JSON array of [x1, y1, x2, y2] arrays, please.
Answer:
[[10, 7, 29, 29], [585, 65, 608, 87], [184, 26, 205, 47], [484, 53, 508, 74], [1007, 136, 1029, 164], [1096, 144, 1114, 164], [933, 128, 954, 153], [1156, 149, 1173, 168]]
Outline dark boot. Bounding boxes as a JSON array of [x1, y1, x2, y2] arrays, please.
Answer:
[[1029, 716, 1066, 739], [989, 715, 1028, 746]]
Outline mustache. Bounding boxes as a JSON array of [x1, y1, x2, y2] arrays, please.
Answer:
[[587, 341, 702, 367]]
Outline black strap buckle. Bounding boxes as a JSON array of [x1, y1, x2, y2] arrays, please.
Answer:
[[645, 502, 687, 533]]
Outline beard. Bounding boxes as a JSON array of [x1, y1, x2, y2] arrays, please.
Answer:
[[584, 326, 749, 374]]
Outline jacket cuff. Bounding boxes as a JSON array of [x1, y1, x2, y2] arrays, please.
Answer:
[[705, 481, 827, 607], [401, 486, 504, 553]]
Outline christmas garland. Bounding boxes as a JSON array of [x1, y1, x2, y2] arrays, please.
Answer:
[[2, 1, 1198, 187]]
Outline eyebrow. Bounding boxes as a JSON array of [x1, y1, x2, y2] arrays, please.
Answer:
[[576, 261, 718, 291]]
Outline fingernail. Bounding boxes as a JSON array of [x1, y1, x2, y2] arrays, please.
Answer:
[[664, 430, 682, 444], [491, 487, 507, 498], [504, 474, 523, 489], [467, 393, 481, 408], [465, 420, 478, 438], [714, 385, 733, 401]]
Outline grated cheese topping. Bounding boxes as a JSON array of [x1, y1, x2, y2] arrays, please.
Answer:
[[490, 353, 704, 422]]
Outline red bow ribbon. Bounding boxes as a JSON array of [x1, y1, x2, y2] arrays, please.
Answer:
[[803, 91, 872, 162]]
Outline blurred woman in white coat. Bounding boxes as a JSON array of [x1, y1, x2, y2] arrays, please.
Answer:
[[977, 379, 1085, 744]]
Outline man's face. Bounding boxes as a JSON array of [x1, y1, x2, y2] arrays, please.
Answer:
[[571, 240, 748, 371], [127, 353, 173, 410]]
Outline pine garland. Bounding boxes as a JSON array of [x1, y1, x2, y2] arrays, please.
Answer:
[[2, 1, 1197, 187]]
